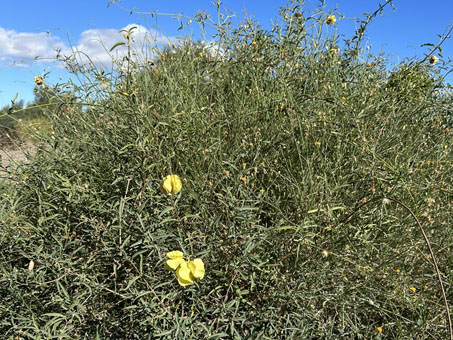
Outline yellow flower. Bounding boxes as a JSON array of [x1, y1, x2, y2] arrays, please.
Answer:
[[326, 15, 336, 25], [166, 250, 185, 270], [259, 189, 265, 194], [34, 76, 44, 86], [242, 163, 247, 169], [429, 55, 439, 65], [248, 88, 253, 93], [411, 287, 416, 293], [251, 41, 256, 45], [315, 141, 321, 147], [176, 261, 194, 286], [188, 259, 205, 279], [396, 268, 400, 273], [240, 177, 247, 183], [161, 175, 182, 195], [341, 96, 346, 103], [424, 285, 428, 290], [166, 251, 205, 286], [377, 326, 383, 333]]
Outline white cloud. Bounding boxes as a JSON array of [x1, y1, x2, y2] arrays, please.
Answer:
[[0, 27, 66, 66], [0, 24, 174, 68]]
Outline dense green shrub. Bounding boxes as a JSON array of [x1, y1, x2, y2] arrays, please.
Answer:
[[1, 1, 452, 338]]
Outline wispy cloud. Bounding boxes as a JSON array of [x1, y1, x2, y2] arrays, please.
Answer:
[[0, 24, 174, 68]]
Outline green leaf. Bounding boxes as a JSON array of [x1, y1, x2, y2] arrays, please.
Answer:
[[125, 276, 140, 290], [110, 41, 126, 52], [275, 225, 297, 231]]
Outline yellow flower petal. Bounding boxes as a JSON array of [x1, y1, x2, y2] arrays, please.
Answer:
[[176, 261, 194, 286], [161, 178, 172, 194], [166, 258, 185, 271], [326, 15, 336, 25], [188, 258, 205, 280], [34, 76, 44, 86], [171, 175, 182, 193], [161, 175, 182, 195], [167, 250, 184, 259]]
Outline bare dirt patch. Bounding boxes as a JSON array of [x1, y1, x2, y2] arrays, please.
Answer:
[[1, 143, 36, 166], [1, 131, 36, 174]]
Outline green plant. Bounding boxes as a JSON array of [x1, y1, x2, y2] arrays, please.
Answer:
[[1, 1, 452, 339]]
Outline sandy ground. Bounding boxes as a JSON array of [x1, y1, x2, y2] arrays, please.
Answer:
[[0, 142, 36, 175]]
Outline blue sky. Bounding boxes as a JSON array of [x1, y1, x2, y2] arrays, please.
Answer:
[[0, 0, 452, 108]]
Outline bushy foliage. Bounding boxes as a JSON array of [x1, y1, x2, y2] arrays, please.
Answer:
[[0, 86, 57, 146], [1, 1, 452, 338]]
